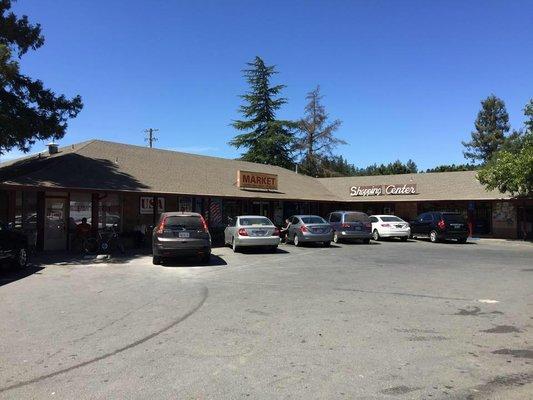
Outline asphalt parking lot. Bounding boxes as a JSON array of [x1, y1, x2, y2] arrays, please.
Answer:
[[0, 239, 532, 399]]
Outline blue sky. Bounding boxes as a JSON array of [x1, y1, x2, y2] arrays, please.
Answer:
[[5, 0, 533, 170]]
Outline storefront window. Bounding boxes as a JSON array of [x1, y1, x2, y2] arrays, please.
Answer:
[[99, 194, 121, 230], [70, 193, 92, 229], [223, 200, 240, 224], [179, 196, 193, 212], [13, 191, 38, 248]]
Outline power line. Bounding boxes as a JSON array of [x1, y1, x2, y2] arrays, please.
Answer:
[[143, 128, 159, 148]]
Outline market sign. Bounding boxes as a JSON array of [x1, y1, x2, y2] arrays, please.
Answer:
[[140, 196, 165, 214], [350, 183, 417, 197], [237, 170, 278, 190]]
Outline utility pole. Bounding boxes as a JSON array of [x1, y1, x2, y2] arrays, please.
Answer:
[[144, 128, 159, 148]]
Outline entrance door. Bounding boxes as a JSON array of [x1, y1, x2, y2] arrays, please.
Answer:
[[44, 198, 68, 251], [252, 201, 269, 217]]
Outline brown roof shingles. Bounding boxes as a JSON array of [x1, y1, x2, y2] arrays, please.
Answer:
[[0, 140, 512, 202]]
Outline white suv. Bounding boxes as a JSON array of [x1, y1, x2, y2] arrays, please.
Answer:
[[369, 215, 410, 241]]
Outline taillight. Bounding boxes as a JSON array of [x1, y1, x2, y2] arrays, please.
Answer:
[[273, 228, 280, 236], [156, 217, 167, 234], [437, 219, 446, 230], [300, 225, 309, 233], [200, 215, 209, 232], [341, 223, 350, 228], [238, 228, 248, 236]]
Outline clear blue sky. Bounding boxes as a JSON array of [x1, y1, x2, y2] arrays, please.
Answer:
[[6, 0, 533, 170]]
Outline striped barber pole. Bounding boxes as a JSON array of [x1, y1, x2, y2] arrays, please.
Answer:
[[209, 198, 223, 226]]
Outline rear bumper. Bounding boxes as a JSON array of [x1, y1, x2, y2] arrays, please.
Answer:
[[338, 230, 372, 239], [379, 229, 411, 238], [153, 239, 211, 256], [235, 236, 280, 247], [300, 233, 333, 242]]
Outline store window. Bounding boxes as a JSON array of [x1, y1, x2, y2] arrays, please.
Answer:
[[223, 200, 240, 224], [179, 196, 193, 212], [99, 194, 121, 230], [70, 193, 92, 228], [14, 191, 38, 249]]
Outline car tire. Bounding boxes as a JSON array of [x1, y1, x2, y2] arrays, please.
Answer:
[[13, 247, 28, 269], [294, 235, 301, 247], [372, 229, 380, 241], [362, 238, 370, 244], [152, 255, 161, 265], [232, 238, 240, 253], [323, 241, 331, 247], [429, 230, 439, 243], [333, 232, 340, 244]]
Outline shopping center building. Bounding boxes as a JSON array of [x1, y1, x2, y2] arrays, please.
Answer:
[[0, 140, 531, 251]]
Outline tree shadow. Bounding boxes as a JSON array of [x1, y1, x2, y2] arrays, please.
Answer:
[[0, 153, 149, 191], [0, 265, 45, 287], [160, 254, 227, 267]]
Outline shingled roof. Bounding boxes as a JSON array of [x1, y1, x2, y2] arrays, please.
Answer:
[[0, 140, 339, 201], [0, 140, 512, 202], [318, 171, 511, 202]]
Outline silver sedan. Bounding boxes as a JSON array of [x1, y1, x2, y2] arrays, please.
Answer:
[[286, 215, 333, 247], [224, 215, 280, 252]]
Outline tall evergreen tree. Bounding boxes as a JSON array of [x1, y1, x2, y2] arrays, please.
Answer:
[[229, 56, 295, 168], [462, 95, 510, 163], [0, 0, 83, 155], [296, 86, 345, 177]]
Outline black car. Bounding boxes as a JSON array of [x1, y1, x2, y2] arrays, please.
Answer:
[[0, 222, 29, 268], [410, 212, 469, 243]]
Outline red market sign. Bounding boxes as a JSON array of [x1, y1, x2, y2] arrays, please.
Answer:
[[350, 184, 417, 197], [140, 196, 165, 214], [237, 170, 278, 190]]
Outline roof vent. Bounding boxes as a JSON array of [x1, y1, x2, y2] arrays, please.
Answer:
[[48, 143, 59, 155]]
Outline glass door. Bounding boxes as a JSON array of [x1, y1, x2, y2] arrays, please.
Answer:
[[44, 197, 68, 251]]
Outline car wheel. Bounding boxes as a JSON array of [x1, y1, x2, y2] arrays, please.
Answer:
[[294, 235, 301, 247], [333, 232, 339, 243], [232, 238, 240, 253], [14, 247, 28, 269], [152, 256, 161, 265], [429, 230, 439, 243], [372, 229, 380, 241]]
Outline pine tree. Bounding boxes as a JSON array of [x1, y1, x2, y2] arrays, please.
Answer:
[[0, 0, 83, 155], [296, 86, 345, 177], [462, 95, 510, 163], [229, 57, 296, 168]]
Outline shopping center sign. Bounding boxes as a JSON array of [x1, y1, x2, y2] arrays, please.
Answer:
[[237, 170, 278, 190], [350, 183, 417, 197]]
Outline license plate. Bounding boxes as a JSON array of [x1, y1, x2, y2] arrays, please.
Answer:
[[355, 226, 361, 231], [252, 230, 266, 236], [313, 228, 323, 233], [451, 224, 462, 229], [396, 224, 403, 228], [178, 232, 190, 238]]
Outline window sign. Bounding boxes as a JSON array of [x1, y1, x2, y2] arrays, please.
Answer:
[[140, 196, 165, 214]]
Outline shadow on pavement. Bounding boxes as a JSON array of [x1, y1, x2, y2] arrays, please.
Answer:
[[0, 265, 45, 287], [31, 250, 152, 267], [161, 254, 227, 267]]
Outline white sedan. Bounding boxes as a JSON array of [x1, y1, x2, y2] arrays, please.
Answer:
[[369, 215, 410, 241], [224, 215, 280, 252]]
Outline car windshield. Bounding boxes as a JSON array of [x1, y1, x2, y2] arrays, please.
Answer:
[[164, 216, 202, 230], [380, 216, 403, 222], [443, 213, 465, 223], [344, 212, 370, 222], [239, 217, 272, 226], [301, 216, 326, 224]]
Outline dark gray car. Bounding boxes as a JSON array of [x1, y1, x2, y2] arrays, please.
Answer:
[[327, 211, 372, 243], [286, 215, 333, 247], [152, 212, 211, 264]]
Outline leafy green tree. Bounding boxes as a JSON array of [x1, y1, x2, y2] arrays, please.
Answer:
[[478, 100, 533, 197], [462, 95, 510, 163], [229, 56, 296, 168], [425, 164, 478, 173], [0, 0, 83, 155], [320, 155, 357, 177], [295, 86, 345, 177], [354, 159, 418, 176]]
